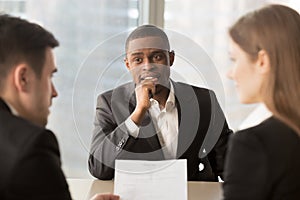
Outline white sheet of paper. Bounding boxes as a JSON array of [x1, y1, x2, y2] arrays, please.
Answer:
[[114, 159, 187, 200]]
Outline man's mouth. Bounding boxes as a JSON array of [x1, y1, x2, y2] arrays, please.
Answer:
[[143, 76, 154, 80], [140, 74, 159, 81]]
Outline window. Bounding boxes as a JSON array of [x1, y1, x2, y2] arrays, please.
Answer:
[[46, 0, 140, 177]]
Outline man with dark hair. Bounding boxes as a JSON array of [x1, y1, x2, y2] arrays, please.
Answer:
[[0, 14, 119, 200], [89, 25, 232, 182]]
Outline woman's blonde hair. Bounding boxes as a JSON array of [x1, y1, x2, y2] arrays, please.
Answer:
[[229, 4, 300, 136]]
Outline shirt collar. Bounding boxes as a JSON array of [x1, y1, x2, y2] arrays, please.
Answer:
[[150, 81, 176, 111], [5, 101, 19, 116]]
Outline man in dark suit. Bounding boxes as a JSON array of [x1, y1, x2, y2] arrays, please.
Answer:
[[89, 25, 232, 181], [0, 14, 119, 200]]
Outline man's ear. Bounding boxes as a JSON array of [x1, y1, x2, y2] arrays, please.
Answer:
[[13, 64, 31, 92], [256, 50, 270, 74], [124, 57, 131, 70], [169, 50, 175, 66]]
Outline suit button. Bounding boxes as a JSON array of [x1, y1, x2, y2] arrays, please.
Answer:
[[116, 146, 120, 151], [199, 163, 204, 171]]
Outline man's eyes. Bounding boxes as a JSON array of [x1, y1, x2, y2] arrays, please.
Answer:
[[130, 53, 166, 64], [133, 57, 143, 63], [152, 54, 161, 60]]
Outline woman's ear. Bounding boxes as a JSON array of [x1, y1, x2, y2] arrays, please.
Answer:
[[256, 50, 270, 74], [13, 64, 31, 92]]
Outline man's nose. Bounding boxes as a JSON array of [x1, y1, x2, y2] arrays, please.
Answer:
[[142, 58, 154, 70], [52, 82, 58, 98]]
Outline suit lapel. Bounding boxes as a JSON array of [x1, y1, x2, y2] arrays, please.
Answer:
[[172, 82, 200, 158]]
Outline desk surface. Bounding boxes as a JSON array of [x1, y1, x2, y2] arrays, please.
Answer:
[[67, 179, 223, 200]]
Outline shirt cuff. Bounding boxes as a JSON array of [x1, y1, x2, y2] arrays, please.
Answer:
[[125, 117, 139, 138]]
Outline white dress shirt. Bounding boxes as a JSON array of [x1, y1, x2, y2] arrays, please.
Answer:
[[125, 82, 179, 159], [5, 101, 19, 116]]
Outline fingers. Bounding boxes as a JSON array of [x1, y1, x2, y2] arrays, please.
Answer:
[[132, 77, 158, 124], [135, 78, 156, 110], [140, 77, 157, 97]]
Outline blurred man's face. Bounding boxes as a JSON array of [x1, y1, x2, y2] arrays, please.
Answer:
[[24, 47, 58, 127], [125, 36, 174, 93]]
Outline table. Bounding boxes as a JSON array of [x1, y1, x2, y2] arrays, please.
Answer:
[[67, 178, 223, 200]]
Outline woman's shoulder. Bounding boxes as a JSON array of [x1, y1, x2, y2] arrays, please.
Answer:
[[233, 116, 300, 152], [236, 117, 296, 136]]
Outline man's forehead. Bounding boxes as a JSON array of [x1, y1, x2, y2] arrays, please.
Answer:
[[127, 36, 169, 54], [44, 47, 57, 72], [128, 48, 167, 56]]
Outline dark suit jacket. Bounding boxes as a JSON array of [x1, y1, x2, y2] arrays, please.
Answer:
[[223, 117, 300, 200], [89, 81, 232, 181], [0, 99, 71, 200]]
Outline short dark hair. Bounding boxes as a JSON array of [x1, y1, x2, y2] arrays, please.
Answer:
[[125, 24, 170, 52], [0, 14, 59, 88]]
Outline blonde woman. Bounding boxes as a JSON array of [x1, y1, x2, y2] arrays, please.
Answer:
[[224, 4, 300, 199]]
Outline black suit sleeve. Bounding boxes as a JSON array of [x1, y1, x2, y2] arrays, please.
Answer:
[[5, 130, 72, 200], [89, 90, 164, 180], [88, 93, 131, 180], [207, 121, 232, 180], [205, 90, 233, 180], [223, 132, 268, 200]]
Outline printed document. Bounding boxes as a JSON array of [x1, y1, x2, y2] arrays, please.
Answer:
[[114, 159, 187, 200]]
